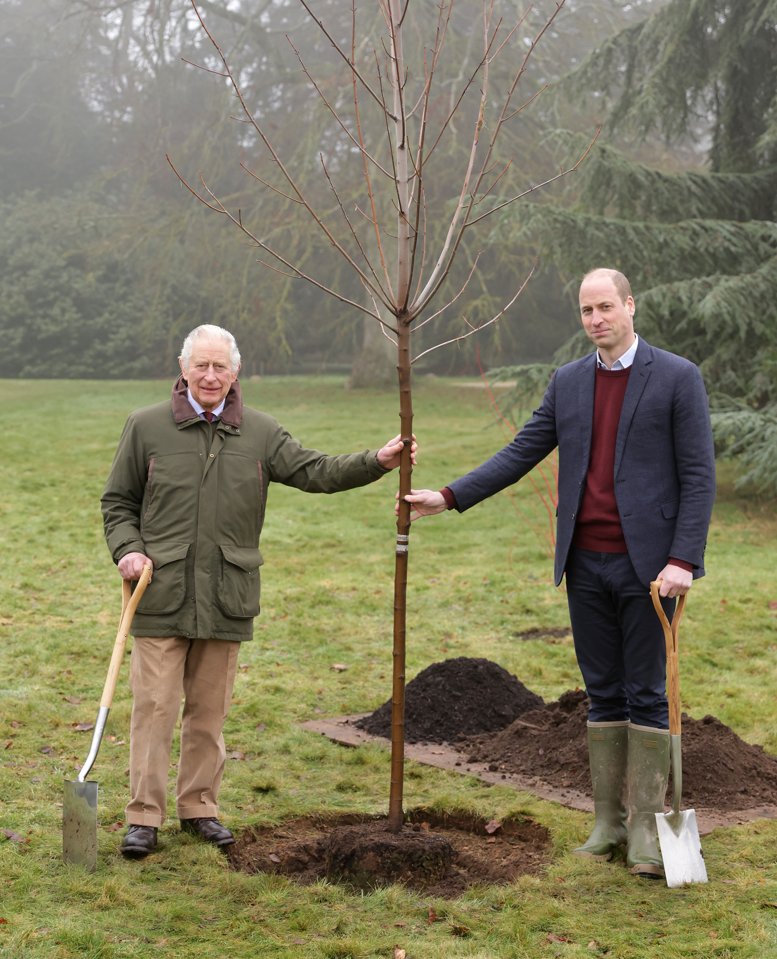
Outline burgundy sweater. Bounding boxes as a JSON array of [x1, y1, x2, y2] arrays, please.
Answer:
[[572, 367, 630, 552], [443, 362, 693, 571]]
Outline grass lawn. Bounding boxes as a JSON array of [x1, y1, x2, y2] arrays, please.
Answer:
[[1, 375, 776, 959]]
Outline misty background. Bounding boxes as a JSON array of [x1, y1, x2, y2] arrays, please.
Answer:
[[0, 0, 679, 378], [1, 0, 775, 497]]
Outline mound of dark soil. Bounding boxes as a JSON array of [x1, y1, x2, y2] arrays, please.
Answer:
[[230, 659, 777, 895], [355, 657, 544, 743], [357, 658, 777, 812], [465, 687, 777, 812], [227, 808, 551, 898]]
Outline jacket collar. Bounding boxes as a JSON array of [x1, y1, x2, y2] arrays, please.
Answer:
[[171, 374, 243, 428]]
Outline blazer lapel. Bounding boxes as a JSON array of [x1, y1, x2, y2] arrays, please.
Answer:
[[615, 340, 653, 474], [576, 354, 596, 469]]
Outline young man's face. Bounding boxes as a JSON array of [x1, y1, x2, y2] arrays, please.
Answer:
[[180, 334, 238, 410], [579, 272, 636, 366]]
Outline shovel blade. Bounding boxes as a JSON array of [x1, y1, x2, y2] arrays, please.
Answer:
[[655, 809, 708, 888], [63, 780, 98, 871]]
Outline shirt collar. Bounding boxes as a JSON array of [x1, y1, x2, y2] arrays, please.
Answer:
[[187, 388, 226, 420], [597, 334, 639, 371]]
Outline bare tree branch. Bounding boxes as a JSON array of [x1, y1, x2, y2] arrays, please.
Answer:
[[183, 0, 401, 311], [286, 33, 393, 180], [411, 263, 536, 364], [240, 162, 303, 205], [351, 0, 393, 297], [412, 254, 481, 332], [318, 153, 394, 308], [297, 0, 397, 120], [166, 153, 384, 324], [467, 128, 601, 226]]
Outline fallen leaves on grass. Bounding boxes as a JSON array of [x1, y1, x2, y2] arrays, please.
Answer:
[[547, 932, 572, 944], [2, 829, 28, 844]]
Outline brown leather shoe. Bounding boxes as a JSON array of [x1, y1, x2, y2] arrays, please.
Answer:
[[180, 817, 235, 848], [120, 825, 158, 857]]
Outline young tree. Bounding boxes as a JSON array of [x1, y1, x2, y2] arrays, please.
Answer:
[[170, 0, 596, 830]]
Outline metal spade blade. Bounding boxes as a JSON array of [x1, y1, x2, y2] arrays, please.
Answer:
[[650, 582, 708, 888], [63, 565, 152, 870]]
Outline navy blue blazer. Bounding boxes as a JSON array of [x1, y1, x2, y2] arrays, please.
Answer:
[[449, 339, 716, 588]]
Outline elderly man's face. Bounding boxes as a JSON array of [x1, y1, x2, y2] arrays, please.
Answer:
[[180, 334, 238, 410]]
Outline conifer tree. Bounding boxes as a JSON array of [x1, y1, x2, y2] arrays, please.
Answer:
[[500, 0, 777, 494]]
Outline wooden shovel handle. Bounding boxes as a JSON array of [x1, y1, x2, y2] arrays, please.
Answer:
[[99, 564, 152, 710], [650, 580, 686, 736]]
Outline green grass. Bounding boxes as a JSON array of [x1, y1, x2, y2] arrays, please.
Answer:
[[1, 375, 776, 959]]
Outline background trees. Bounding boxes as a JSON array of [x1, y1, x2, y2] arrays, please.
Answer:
[[496, 0, 777, 494], [3, 0, 776, 493], [1, 0, 661, 379]]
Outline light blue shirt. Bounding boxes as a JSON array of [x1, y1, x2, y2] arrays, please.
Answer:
[[597, 334, 639, 371], [187, 388, 226, 421]]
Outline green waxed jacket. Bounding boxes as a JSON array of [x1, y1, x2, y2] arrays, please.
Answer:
[[101, 377, 389, 641]]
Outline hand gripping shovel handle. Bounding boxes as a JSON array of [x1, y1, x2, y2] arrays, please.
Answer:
[[76, 564, 152, 782], [650, 580, 686, 814]]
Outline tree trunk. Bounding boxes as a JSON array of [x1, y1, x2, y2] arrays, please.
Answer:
[[348, 313, 396, 388], [388, 314, 413, 832]]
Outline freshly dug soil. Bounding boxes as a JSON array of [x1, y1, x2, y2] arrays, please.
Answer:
[[466, 688, 777, 811], [355, 656, 544, 743], [227, 808, 551, 898], [229, 658, 777, 896]]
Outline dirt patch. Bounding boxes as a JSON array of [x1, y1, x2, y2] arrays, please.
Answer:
[[355, 656, 544, 743], [356, 658, 777, 814], [227, 808, 551, 898], [465, 687, 777, 811], [513, 626, 572, 642], [231, 659, 777, 894]]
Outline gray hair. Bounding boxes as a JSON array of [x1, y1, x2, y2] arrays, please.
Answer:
[[179, 325, 241, 373]]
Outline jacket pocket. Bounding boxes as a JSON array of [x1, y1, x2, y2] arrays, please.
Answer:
[[217, 544, 263, 619], [137, 542, 191, 615]]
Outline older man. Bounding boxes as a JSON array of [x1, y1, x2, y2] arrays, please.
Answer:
[[102, 324, 412, 857], [404, 269, 716, 879]]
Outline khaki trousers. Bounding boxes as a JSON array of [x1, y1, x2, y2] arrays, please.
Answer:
[[126, 636, 240, 827]]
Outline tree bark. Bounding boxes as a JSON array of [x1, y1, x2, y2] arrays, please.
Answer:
[[388, 313, 413, 832]]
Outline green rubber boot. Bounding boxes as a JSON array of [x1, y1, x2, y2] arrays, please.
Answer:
[[573, 721, 628, 861], [626, 723, 670, 878]]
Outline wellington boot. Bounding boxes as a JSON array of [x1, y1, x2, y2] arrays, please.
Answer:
[[626, 723, 670, 878], [573, 721, 628, 861]]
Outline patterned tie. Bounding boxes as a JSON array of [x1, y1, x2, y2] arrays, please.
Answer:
[[203, 411, 214, 422]]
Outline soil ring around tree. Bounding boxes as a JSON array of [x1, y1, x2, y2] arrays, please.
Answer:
[[226, 808, 551, 899]]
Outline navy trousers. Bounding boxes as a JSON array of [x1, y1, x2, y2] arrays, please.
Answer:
[[564, 548, 674, 729]]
